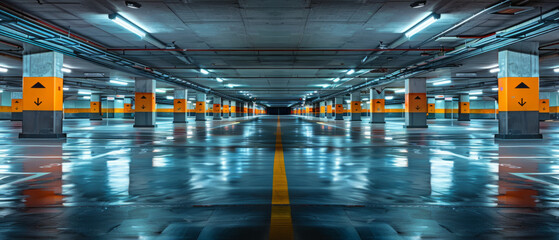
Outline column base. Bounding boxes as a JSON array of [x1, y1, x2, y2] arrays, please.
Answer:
[[19, 133, 67, 139], [370, 121, 385, 124], [404, 125, 428, 128], [350, 119, 362, 121], [133, 124, 156, 128], [173, 121, 187, 123], [90, 118, 103, 121], [494, 134, 542, 139], [214, 118, 222, 120], [195, 119, 206, 121]]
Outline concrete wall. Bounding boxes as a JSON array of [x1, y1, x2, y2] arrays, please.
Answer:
[[63, 100, 90, 119], [471, 100, 498, 119], [156, 103, 173, 117], [385, 103, 404, 118]]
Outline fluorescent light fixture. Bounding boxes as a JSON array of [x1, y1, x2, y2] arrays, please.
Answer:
[[78, 90, 91, 95], [61, 68, 72, 73], [385, 96, 394, 100], [395, 89, 406, 93], [0, 89, 3, 93], [63, 87, 69, 91], [470, 96, 478, 100], [166, 96, 174, 100], [109, 79, 128, 85], [489, 68, 500, 73], [200, 69, 209, 75], [216, 78, 223, 82], [226, 84, 235, 88], [405, 13, 440, 38], [346, 69, 355, 75], [470, 91, 483, 95], [484, 64, 499, 69], [492, 87, 499, 91], [345, 100, 351, 104], [433, 80, 451, 86], [155, 89, 166, 93], [108, 13, 146, 38], [333, 78, 340, 82], [0, 67, 7, 73], [314, 91, 317, 93], [444, 97, 453, 101], [83, 96, 91, 100], [554, 68, 559, 73]]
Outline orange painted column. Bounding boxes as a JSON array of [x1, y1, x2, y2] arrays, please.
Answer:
[[213, 96, 222, 120], [123, 97, 134, 119], [173, 89, 187, 123], [334, 96, 344, 120], [350, 92, 361, 121], [11, 92, 22, 121], [20, 51, 66, 138], [223, 99, 230, 118], [90, 94, 102, 120], [195, 93, 206, 121], [495, 42, 541, 139], [404, 78, 427, 128], [134, 79, 156, 127], [539, 96, 550, 121], [458, 94, 470, 121], [370, 88, 385, 123]]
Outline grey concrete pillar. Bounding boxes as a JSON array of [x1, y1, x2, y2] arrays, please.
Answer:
[[123, 97, 134, 119], [404, 78, 427, 128], [0, 91, 11, 120], [213, 96, 222, 120], [231, 101, 237, 118], [195, 92, 206, 121], [370, 88, 385, 123], [444, 100, 453, 119], [90, 94, 102, 120], [550, 92, 559, 119], [20, 49, 66, 138], [427, 98, 436, 119], [350, 92, 361, 121], [319, 101, 325, 118], [335, 97, 344, 120], [134, 79, 156, 127], [11, 92, 22, 121], [495, 42, 541, 139], [223, 99, 230, 118], [326, 100, 333, 119], [539, 92, 550, 121], [458, 94, 470, 121], [173, 88, 187, 123]]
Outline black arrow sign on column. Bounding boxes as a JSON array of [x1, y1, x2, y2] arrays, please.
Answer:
[[518, 98, 527, 106], [34, 98, 42, 106], [415, 106, 421, 110]]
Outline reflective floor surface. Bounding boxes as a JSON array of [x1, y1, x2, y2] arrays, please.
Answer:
[[1, 116, 559, 239]]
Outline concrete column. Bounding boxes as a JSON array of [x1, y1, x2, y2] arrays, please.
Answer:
[[427, 98, 436, 119], [231, 101, 237, 118], [370, 88, 385, 123], [404, 78, 427, 128], [134, 79, 156, 127], [222, 99, 230, 118], [550, 92, 559, 119], [326, 100, 333, 119], [19, 49, 65, 138], [458, 94, 470, 121], [0, 91, 11, 120], [11, 92, 22, 121], [173, 88, 187, 123], [319, 101, 325, 118], [213, 96, 222, 120], [539, 92, 550, 121], [350, 92, 361, 121], [495, 42, 541, 139], [89, 94, 102, 120], [114, 97, 124, 118], [195, 92, 206, 121], [334, 96, 344, 120], [435, 99, 445, 119], [123, 97, 134, 119]]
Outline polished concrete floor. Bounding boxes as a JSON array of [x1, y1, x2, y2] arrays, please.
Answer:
[[1, 115, 559, 239]]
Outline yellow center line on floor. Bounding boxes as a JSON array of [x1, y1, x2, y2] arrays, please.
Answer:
[[269, 116, 294, 240]]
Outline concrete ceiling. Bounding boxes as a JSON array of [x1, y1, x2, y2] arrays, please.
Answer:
[[0, 0, 558, 107]]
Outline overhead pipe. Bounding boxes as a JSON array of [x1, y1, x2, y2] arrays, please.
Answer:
[[107, 48, 454, 52]]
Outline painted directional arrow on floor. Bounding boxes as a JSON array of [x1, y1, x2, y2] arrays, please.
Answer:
[[34, 98, 42, 106], [518, 98, 527, 106]]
